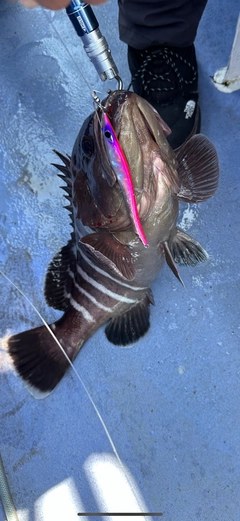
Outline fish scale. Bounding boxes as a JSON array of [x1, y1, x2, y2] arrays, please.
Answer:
[[7, 90, 219, 397]]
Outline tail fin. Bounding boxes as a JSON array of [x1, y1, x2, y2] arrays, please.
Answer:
[[8, 323, 71, 398]]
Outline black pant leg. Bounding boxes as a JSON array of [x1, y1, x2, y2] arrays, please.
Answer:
[[118, 0, 208, 49]]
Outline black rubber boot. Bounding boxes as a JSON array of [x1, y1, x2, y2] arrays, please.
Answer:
[[128, 44, 200, 150]]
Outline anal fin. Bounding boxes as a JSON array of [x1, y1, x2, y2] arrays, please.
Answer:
[[105, 291, 154, 346]]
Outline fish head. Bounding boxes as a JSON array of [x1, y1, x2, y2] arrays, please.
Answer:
[[71, 90, 180, 240]]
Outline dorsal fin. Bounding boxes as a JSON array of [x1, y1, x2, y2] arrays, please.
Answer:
[[52, 150, 71, 181], [51, 150, 74, 224], [52, 149, 71, 167]]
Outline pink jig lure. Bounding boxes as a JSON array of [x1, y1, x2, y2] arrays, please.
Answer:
[[102, 112, 149, 247]]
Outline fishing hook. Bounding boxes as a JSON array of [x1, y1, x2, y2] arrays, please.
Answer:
[[92, 90, 107, 112], [116, 75, 123, 90]]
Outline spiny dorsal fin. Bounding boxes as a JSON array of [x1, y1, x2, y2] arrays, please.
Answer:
[[51, 150, 74, 223], [105, 291, 154, 346], [176, 134, 219, 203], [53, 149, 71, 167], [52, 150, 72, 185], [52, 163, 70, 177]]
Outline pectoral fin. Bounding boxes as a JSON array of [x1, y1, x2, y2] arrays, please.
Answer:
[[80, 232, 136, 280], [105, 291, 154, 346], [176, 134, 219, 203]]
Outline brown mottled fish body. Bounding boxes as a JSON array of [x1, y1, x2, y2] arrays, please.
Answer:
[[8, 91, 219, 397]]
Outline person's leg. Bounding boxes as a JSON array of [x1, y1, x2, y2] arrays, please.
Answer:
[[118, 0, 207, 150]]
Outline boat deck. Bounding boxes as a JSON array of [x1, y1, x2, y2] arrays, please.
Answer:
[[0, 1, 239, 519]]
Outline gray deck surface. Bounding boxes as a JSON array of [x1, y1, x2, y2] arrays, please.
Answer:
[[0, 1, 239, 520]]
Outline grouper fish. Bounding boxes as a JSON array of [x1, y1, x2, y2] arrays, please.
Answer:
[[8, 90, 219, 397]]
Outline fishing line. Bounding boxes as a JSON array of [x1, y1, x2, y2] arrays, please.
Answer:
[[0, 269, 148, 515], [1, 10, 149, 515], [41, 8, 110, 121], [41, 7, 104, 99], [0, 270, 117, 452]]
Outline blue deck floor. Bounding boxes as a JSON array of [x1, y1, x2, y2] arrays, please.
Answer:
[[0, 1, 240, 520]]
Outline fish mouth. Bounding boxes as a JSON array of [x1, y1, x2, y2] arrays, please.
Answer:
[[106, 92, 176, 213], [94, 91, 161, 220], [70, 89, 179, 244], [95, 91, 143, 181], [84, 90, 178, 238]]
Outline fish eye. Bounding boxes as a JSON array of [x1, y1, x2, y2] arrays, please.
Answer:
[[104, 130, 114, 142], [82, 136, 94, 157]]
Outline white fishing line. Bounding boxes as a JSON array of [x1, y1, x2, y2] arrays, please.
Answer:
[[41, 8, 99, 98], [1, 9, 149, 514], [0, 270, 113, 446], [0, 269, 148, 515], [41, 8, 108, 128]]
